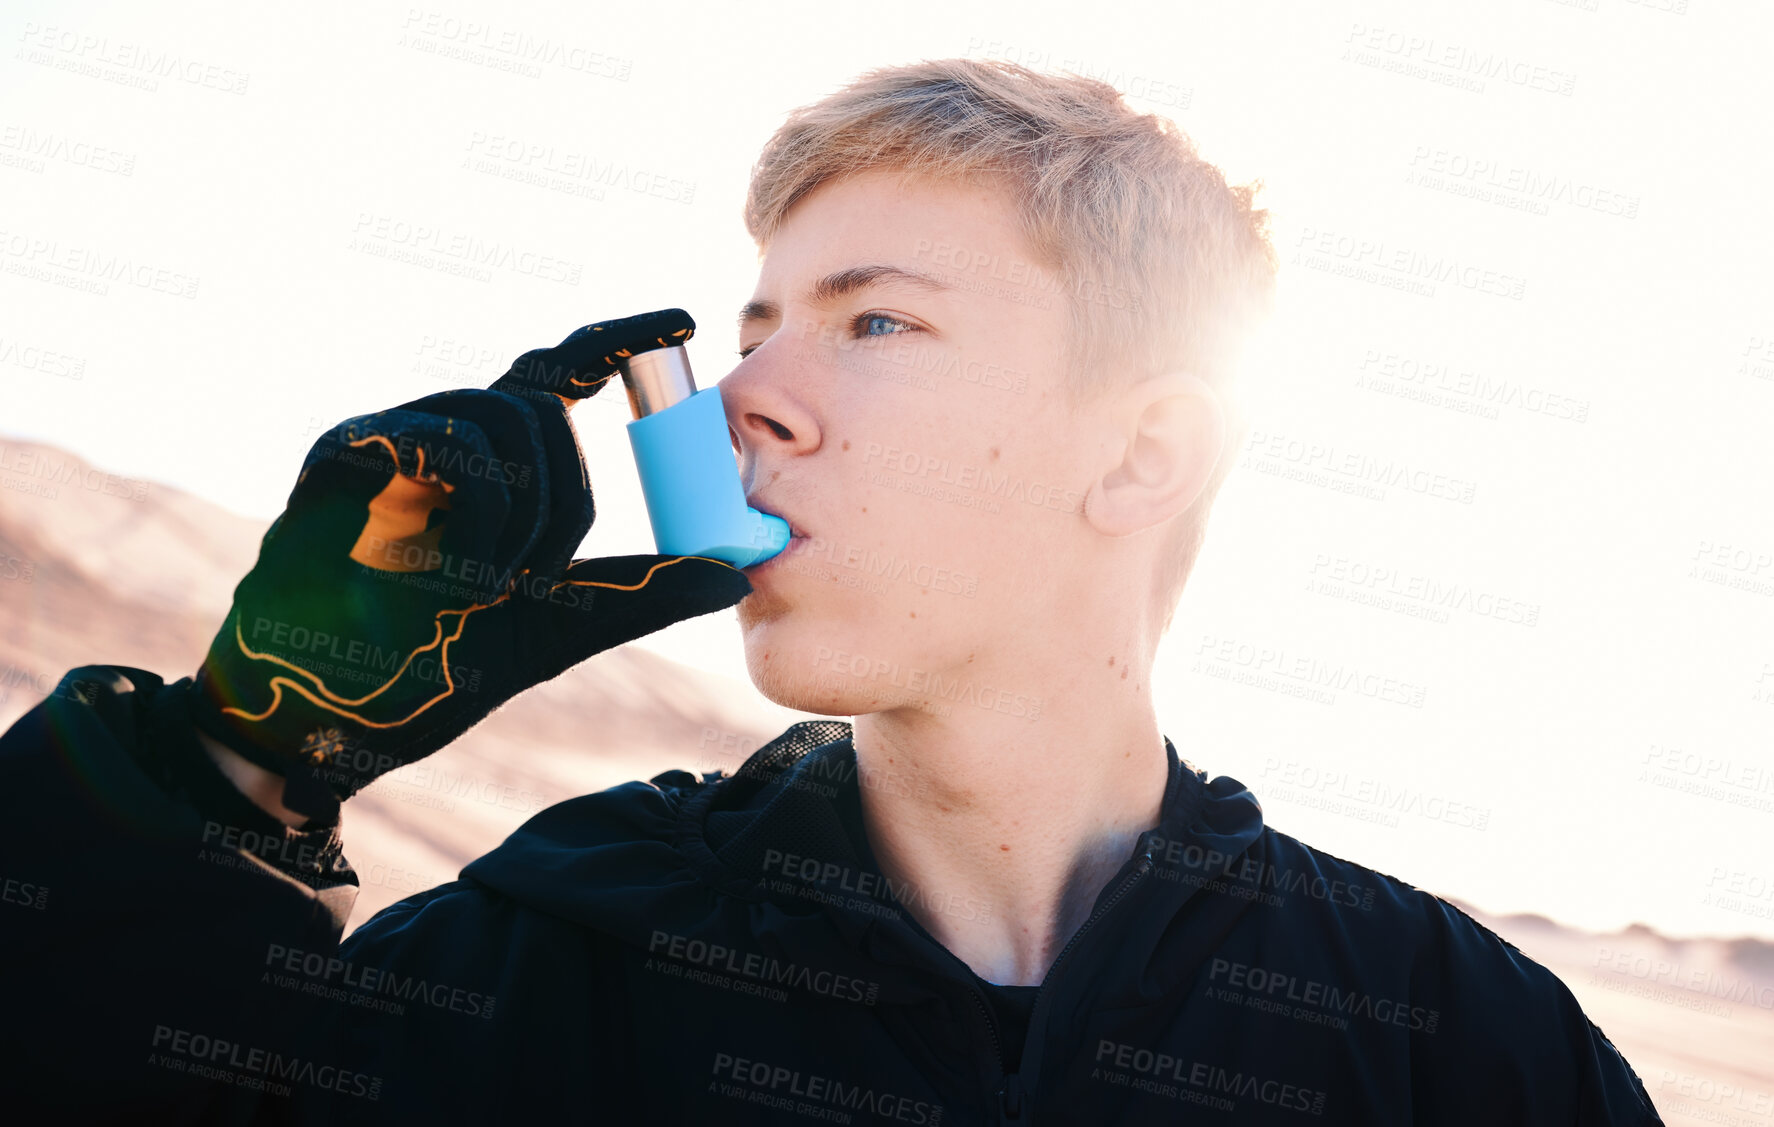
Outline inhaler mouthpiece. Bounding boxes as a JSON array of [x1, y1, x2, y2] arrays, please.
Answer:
[[616, 345, 790, 569]]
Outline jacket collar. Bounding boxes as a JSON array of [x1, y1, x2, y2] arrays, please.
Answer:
[[676, 719, 1264, 992], [465, 715, 1266, 1005]]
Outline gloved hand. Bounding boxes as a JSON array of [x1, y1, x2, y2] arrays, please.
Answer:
[[190, 308, 749, 816]]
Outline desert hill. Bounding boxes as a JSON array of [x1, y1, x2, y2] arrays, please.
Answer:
[[2, 436, 1767, 1116]]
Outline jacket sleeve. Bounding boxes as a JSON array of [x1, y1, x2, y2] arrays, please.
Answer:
[[1564, 991, 1666, 1127], [318, 877, 641, 1122], [1411, 896, 1666, 1126], [0, 665, 368, 1124]]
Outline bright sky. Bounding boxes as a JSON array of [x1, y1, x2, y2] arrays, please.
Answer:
[[4, 0, 1771, 940]]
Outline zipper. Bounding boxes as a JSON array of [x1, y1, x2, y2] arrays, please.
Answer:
[[964, 987, 1012, 1117], [963, 983, 1027, 1124], [966, 842, 1156, 1124], [1033, 847, 1155, 1014], [1008, 846, 1155, 1122]]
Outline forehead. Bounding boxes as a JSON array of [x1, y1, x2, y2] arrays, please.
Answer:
[[756, 168, 1038, 286]]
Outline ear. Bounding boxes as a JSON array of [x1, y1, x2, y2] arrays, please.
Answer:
[[1083, 372, 1227, 538]]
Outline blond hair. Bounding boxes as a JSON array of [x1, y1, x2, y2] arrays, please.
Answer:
[[744, 58, 1277, 633]]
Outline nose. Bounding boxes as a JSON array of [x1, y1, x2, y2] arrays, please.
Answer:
[[718, 343, 823, 476]]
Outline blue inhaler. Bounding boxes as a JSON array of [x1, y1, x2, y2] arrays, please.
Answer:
[[614, 340, 790, 569]]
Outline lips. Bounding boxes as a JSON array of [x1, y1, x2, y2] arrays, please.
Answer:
[[747, 496, 807, 540]]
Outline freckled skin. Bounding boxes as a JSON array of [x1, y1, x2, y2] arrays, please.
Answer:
[[717, 168, 1199, 989], [724, 169, 1086, 719]]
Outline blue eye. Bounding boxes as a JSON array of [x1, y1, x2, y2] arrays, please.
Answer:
[[740, 313, 920, 360], [851, 311, 918, 340]]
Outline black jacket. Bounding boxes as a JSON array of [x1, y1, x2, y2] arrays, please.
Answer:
[[0, 666, 1663, 1124]]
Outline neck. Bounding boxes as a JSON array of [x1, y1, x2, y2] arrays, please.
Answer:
[[850, 656, 1169, 987]]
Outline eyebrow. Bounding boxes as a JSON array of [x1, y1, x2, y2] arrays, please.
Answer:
[[737, 263, 951, 329]]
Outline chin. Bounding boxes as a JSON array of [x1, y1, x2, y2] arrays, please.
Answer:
[[742, 658, 856, 718], [737, 606, 861, 718]]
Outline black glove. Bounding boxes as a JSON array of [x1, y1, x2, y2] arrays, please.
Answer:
[[190, 308, 749, 816]]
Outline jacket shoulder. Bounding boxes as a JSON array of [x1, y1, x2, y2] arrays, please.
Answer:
[[1254, 829, 1661, 1123], [1257, 827, 1570, 1007]]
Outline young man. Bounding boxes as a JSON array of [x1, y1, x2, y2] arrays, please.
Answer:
[[0, 60, 1661, 1124]]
